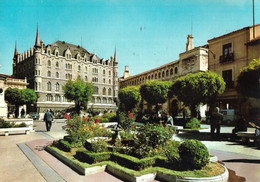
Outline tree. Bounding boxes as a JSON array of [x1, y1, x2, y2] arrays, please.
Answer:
[[118, 86, 141, 112], [140, 80, 171, 113], [63, 77, 93, 114], [169, 71, 225, 117], [237, 59, 260, 99], [5, 88, 37, 118]]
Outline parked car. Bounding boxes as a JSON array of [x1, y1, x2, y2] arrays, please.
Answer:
[[30, 112, 39, 120]]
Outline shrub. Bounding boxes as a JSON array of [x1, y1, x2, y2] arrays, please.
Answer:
[[118, 112, 135, 131], [179, 139, 209, 170], [185, 117, 200, 129], [0, 118, 14, 128], [65, 115, 92, 147], [90, 138, 109, 153], [130, 124, 175, 158], [164, 140, 181, 165]]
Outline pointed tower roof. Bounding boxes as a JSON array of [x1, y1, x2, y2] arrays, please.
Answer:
[[114, 47, 118, 63], [34, 25, 41, 48], [14, 41, 17, 57]]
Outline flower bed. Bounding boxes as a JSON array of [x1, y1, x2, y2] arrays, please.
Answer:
[[47, 113, 228, 181]]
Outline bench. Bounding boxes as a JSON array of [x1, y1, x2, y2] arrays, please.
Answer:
[[236, 131, 255, 143], [0, 127, 34, 136]]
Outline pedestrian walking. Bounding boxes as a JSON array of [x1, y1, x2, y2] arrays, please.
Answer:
[[44, 109, 53, 131], [210, 107, 223, 140]]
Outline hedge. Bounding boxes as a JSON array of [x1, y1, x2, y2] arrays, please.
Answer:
[[58, 139, 72, 152], [111, 153, 157, 171], [76, 150, 111, 164]]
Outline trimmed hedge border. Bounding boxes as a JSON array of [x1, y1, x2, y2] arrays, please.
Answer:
[[46, 146, 228, 182], [76, 150, 111, 164]]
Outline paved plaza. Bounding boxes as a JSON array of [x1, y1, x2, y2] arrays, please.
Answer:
[[0, 120, 259, 182]]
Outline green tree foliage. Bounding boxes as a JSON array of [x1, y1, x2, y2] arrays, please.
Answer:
[[140, 80, 171, 113], [237, 59, 260, 99], [118, 86, 141, 112], [63, 77, 93, 114], [5, 88, 37, 118], [169, 71, 225, 117]]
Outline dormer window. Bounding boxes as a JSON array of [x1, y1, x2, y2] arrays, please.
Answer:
[[55, 52, 58, 57]]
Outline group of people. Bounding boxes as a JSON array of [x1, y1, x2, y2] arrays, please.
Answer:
[[141, 112, 174, 126]]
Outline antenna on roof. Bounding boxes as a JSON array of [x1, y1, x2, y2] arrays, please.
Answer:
[[81, 37, 82, 47], [191, 16, 193, 36], [253, 0, 255, 39]]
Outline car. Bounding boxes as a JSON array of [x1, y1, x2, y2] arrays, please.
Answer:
[[30, 112, 39, 120]]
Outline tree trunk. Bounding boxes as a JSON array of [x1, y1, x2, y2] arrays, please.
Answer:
[[15, 105, 19, 118], [190, 105, 197, 118]]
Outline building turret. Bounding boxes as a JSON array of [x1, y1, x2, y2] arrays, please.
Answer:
[[123, 66, 130, 79], [13, 41, 18, 63], [186, 34, 194, 51], [114, 47, 118, 64], [34, 25, 41, 49]]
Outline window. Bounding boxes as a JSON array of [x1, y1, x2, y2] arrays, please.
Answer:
[[78, 65, 81, 71], [85, 66, 88, 72], [108, 88, 112, 96], [55, 94, 61, 102], [223, 43, 232, 57], [48, 50, 51, 55], [47, 94, 53, 101], [222, 69, 233, 89], [96, 97, 101, 103], [155, 73, 157, 79], [103, 70, 105, 75], [55, 52, 58, 57], [48, 60, 51, 67], [56, 61, 59, 68], [170, 68, 173, 75], [103, 78, 105, 83], [102, 98, 107, 104], [220, 43, 234, 63], [47, 82, 52, 91], [92, 77, 98, 82], [85, 76, 88, 82], [175, 67, 178, 74], [92, 97, 95, 103], [162, 71, 165, 78], [158, 72, 161, 78], [103, 88, 106, 95], [55, 82, 60, 92], [56, 72, 59, 78], [109, 79, 111, 84], [166, 70, 169, 77], [94, 87, 99, 94], [109, 71, 111, 76], [48, 71, 51, 77]]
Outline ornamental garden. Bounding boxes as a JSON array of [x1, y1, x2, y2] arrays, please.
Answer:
[[45, 71, 229, 181]]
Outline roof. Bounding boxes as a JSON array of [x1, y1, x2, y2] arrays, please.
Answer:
[[245, 38, 260, 46], [208, 24, 260, 42], [48, 41, 101, 60], [122, 59, 179, 81]]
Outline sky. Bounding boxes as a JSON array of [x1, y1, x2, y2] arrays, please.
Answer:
[[0, 0, 259, 76]]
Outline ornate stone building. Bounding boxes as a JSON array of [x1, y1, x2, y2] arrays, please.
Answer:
[[12, 27, 118, 114]]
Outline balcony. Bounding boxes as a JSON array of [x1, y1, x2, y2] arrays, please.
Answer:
[[219, 53, 234, 63]]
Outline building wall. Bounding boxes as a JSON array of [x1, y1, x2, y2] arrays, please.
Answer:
[[0, 74, 28, 118], [13, 32, 118, 114], [208, 25, 260, 116]]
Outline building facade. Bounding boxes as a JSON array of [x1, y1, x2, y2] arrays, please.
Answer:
[[119, 35, 208, 117], [208, 24, 260, 118], [0, 73, 28, 118], [12, 27, 118, 114]]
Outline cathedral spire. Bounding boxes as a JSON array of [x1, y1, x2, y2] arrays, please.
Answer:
[[34, 25, 41, 48]]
